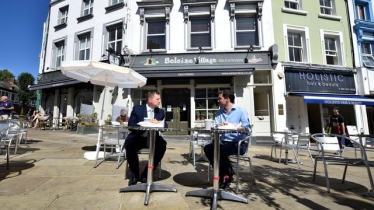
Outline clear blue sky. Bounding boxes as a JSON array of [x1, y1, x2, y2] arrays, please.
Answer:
[[0, 0, 51, 80]]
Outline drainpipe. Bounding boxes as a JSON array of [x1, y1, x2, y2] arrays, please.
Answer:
[[344, 0, 356, 68]]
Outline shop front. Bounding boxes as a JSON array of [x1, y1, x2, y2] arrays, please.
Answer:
[[283, 63, 374, 135], [129, 50, 276, 135]]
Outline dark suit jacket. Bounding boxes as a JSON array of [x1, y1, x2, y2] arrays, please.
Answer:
[[125, 104, 168, 147]]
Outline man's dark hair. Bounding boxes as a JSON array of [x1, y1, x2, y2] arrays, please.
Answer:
[[218, 90, 235, 103], [147, 90, 160, 99]]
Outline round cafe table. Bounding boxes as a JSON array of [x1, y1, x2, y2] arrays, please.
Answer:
[[119, 126, 181, 205], [186, 128, 248, 210]]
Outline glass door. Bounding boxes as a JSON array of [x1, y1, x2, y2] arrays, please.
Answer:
[[162, 88, 190, 135]]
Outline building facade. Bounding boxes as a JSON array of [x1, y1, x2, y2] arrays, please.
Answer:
[[33, 0, 278, 136], [271, 0, 374, 135], [349, 0, 374, 135]]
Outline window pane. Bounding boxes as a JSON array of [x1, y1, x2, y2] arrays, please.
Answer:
[[116, 41, 122, 53], [148, 21, 165, 34], [362, 42, 372, 54], [236, 32, 257, 46], [116, 27, 122, 40], [79, 50, 85, 60], [195, 88, 206, 98], [236, 17, 255, 30], [191, 19, 210, 32], [289, 48, 301, 62], [147, 36, 165, 49], [191, 34, 211, 47], [109, 30, 116, 42]]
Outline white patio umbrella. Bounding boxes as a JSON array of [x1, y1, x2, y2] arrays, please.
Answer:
[[60, 60, 147, 163], [61, 60, 146, 89], [61, 60, 147, 119]]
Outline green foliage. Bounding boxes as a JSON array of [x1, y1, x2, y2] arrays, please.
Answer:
[[0, 69, 15, 81], [16, 73, 36, 114]]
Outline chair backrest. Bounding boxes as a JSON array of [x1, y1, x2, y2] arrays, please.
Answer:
[[311, 133, 340, 152], [271, 133, 284, 143], [297, 133, 311, 147]]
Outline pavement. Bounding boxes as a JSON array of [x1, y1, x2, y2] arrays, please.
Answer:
[[1, 129, 374, 210]]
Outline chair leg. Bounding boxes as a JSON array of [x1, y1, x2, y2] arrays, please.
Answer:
[[307, 147, 315, 166], [249, 157, 255, 185], [94, 144, 101, 168], [342, 160, 349, 184], [235, 156, 240, 194], [158, 162, 162, 178], [6, 145, 10, 169], [322, 156, 331, 192], [292, 148, 301, 169], [279, 147, 283, 163]]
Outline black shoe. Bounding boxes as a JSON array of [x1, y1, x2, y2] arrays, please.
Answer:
[[141, 177, 147, 183], [128, 177, 139, 186], [219, 176, 233, 189]]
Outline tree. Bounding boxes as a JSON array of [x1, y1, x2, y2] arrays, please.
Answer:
[[0, 69, 15, 81], [17, 73, 36, 114]]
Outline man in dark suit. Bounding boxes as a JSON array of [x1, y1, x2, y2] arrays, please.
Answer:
[[124, 90, 168, 186]]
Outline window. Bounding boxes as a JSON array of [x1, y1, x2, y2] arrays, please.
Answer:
[[111, 0, 123, 5], [235, 17, 258, 46], [78, 34, 91, 60], [137, 2, 172, 52], [320, 0, 333, 15], [55, 41, 65, 68], [362, 42, 374, 68], [147, 20, 165, 50], [324, 37, 337, 65], [107, 25, 122, 54], [190, 18, 211, 48], [285, 0, 299, 9], [83, 0, 94, 16], [284, 25, 309, 63], [195, 88, 230, 121], [59, 7, 68, 25], [356, 4, 366, 20], [321, 31, 344, 66], [288, 33, 302, 62]]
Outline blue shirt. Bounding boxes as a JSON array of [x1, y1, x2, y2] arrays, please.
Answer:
[[0, 100, 14, 115], [213, 105, 251, 143]]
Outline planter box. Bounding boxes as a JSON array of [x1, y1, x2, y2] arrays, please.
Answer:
[[76, 126, 100, 134]]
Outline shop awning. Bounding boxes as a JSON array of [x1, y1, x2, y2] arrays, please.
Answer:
[[29, 79, 82, 90], [293, 93, 374, 106]]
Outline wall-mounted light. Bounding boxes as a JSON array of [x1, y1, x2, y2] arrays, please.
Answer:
[[195, 47, 203, 64], [147, 49, 154, 65], [244, 45, 254, 63]]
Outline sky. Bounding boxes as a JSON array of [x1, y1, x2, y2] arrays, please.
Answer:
[[0, 0, 51, 80]]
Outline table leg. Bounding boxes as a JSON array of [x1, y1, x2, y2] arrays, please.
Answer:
[[186, 133, 248, 209], [119, 130, 177, 205]]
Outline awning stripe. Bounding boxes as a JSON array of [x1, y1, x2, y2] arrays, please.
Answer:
[[293, 94, 374, 106]]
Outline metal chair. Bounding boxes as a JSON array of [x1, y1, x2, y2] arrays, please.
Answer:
[[188, 131, 211, 166], [0, 120, 21, 159], [278, 133, 314, 169], [207, 136, 255, 194], [94, 125, 127, 169], [311, 133, 374, 193]]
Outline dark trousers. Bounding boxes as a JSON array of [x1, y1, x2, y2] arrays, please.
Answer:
[[125, 135, 167, 179], [204, 141, 247, 180]]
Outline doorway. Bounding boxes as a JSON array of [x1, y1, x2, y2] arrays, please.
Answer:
[[162, 88, 190, 135], [252, 87, 271, 135]]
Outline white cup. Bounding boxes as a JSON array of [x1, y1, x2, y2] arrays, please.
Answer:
[[144, 118, 151, 122]]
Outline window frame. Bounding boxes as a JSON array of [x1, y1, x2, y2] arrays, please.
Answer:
[[320, 0, 334, 15], [83, 0, 94, 16], [282, 0, 308, 15], [146, 19, 166, 51], [321, 30, 345, 66], [107, 24, 123, 54], [110, 0, 123, 6], [356, 4, 366, 20], [284, 0, 300, 10], [78, 33, 91, 60], [361, 42, 374, 68], [284, 25, 310, 63], [58, 7, 69, 25], [189, 16, 212, 49], [53, 40, 66, 69]]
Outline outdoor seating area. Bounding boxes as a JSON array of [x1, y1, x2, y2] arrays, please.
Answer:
[[1, 129, 374, 209]]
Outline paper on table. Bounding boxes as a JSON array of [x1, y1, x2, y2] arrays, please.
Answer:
[[137, 121, 164, 128], [216, 122, 241, 130]]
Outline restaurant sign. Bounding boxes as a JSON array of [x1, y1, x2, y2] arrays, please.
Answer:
[[285, 69, 356, 94]]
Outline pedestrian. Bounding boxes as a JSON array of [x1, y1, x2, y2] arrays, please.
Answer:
[[330, 106, 346, 151], [0, 96, 15, 120]]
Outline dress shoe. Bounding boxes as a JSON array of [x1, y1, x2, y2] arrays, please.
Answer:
[[219, 175, 233, 189], [141, 177, 147, 183], [128, 177, 138, 186]]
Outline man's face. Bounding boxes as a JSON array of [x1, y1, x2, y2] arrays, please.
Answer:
[[0, 97, 5, 102], [148, 93, 161, 108], [333, 108, 339, 114], [217, 93, 228, 107]]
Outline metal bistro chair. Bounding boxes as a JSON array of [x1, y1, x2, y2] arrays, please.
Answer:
[[278, 133, 314, 169], [311, 133, 374, 193], [0, 120, 21, 159], [188, 131, 212, 166], [207, 136, 255, 194], [94, 125, 127, 169]]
